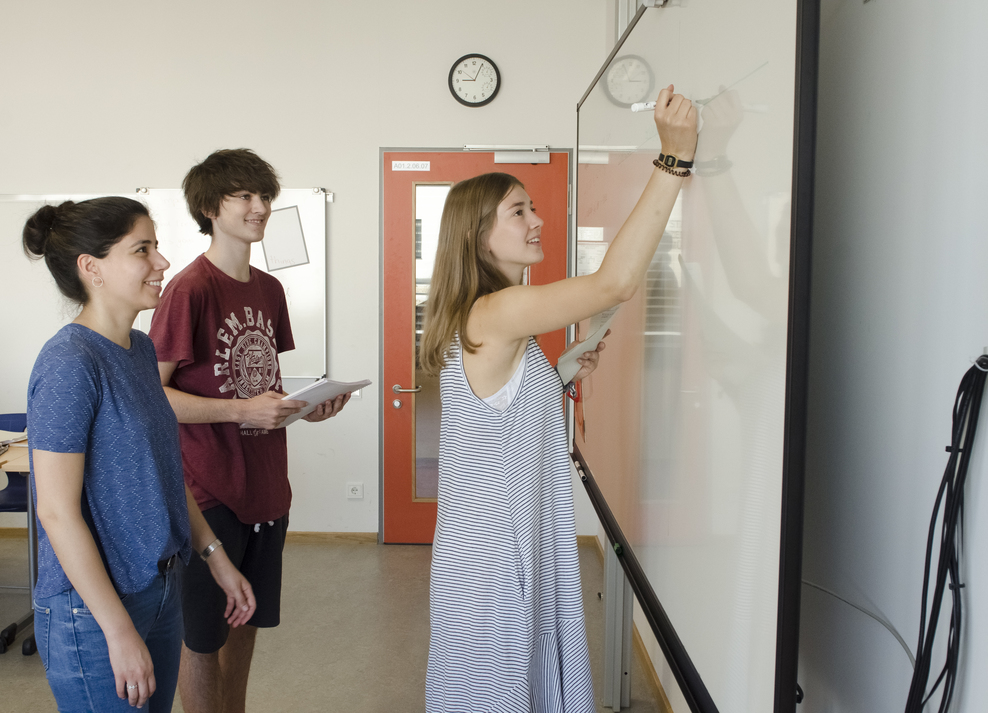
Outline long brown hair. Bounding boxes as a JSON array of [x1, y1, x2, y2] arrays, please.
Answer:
[[420, 173, 523, 375]]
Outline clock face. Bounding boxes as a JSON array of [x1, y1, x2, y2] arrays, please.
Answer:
[[603, 55, 654, 107], [449, 54, 500, 107]]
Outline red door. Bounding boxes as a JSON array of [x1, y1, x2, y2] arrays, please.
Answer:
[[382, 151, 570, 543]]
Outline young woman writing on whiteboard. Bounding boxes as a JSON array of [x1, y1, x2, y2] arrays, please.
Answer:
[[420, 86, 697, 712], [22, 197, 256, 712]]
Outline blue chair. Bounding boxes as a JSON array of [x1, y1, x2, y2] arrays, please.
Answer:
[[0, 412, 36, 656]]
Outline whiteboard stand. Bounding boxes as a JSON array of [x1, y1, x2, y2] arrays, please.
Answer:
[[604, 542, 633, 710]]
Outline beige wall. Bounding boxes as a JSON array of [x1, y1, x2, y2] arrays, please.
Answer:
[[0, 0, 608, 533], [799, 0, 988, 711]]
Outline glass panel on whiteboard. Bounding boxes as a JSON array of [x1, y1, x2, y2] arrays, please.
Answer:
[[576, 1, 798, 711]]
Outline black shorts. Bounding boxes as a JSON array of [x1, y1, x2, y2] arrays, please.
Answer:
[[180, 504, 289, 654]]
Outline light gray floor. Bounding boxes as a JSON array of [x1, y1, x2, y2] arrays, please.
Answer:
[[0, 535, 660, 712]]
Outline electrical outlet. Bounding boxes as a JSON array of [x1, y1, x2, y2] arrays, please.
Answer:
[[346, 482, 363, 500]]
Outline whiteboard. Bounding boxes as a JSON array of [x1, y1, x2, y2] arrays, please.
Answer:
[[134, 188, 327, 378], [574, 2, 815, 712]]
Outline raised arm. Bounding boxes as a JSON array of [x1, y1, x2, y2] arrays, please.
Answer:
[[478, 85, 698, 343]]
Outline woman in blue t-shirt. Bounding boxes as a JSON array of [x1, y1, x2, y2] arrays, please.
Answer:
[[23, 197, 257, 712]]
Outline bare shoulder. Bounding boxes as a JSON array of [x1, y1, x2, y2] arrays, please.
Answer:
[[463, 295, 529, 397], [467, 286, 529, 341]]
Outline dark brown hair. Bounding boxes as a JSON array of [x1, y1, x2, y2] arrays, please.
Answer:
[[22, 197, 151, 305], [419, 173, 523, 375], [182, 148, 281, 235]]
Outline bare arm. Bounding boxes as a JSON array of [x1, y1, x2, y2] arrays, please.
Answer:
[[33, 450, 156, 707], [158, 361, 303, 430], [183, 485, 256, 627], [475, 86, 698, 345]]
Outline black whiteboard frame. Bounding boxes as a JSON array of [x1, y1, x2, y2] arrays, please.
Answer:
[[572, 1, 820, 712], [572, 445, 719, 713]]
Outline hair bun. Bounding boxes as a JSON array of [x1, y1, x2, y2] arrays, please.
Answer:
[[22, 202, 73, 257]]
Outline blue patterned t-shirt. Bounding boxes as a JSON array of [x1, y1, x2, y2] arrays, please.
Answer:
[[27, 324, 192, 597]]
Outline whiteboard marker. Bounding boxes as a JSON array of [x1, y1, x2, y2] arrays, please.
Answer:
[[631, 101, 769, 113]]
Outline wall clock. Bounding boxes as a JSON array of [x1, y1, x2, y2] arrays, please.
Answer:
[[449, 53, 500, 107], [602, 54, 654, 107]]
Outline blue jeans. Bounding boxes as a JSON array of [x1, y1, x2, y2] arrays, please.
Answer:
[[33, 564, 183, 713]]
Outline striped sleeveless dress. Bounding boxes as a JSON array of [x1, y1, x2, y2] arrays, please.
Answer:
[[426, 337, 594, 713]]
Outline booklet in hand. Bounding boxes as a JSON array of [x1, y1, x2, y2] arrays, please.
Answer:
[[556, 306, 619, 385], [280, 378, 371, 427], [240, 378, 371, 428]]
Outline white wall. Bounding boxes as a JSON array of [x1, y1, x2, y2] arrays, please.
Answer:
[[0, 0, 607, 534], [798, 0, 988, 710]]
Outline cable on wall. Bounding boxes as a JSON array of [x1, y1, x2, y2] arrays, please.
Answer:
[[904, 353, 988, 713], [801, 579, 915, 667]]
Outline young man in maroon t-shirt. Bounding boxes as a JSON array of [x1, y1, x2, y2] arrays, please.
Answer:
[[149, 149, 349, 713]]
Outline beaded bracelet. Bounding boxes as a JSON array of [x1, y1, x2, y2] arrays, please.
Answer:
[[653, 160, 691, 178]]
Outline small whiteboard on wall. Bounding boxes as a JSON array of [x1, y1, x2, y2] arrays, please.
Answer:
[[262, 206, 309, 271], [135, 188, 327, 378]]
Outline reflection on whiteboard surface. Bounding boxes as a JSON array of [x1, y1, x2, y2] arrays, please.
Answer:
[[577, 241, 608, 276], [262, 206, 309, 271]]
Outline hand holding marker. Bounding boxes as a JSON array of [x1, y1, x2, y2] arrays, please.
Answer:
[[632, 98, 766, 134], [630, 100, 768, 113], [633, 61, 770, 127]]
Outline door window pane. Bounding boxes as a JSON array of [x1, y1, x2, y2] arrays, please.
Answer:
[[414, 184, 451, 500]]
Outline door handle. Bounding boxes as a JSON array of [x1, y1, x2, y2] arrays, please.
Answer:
[[392, 384, 422, 394]]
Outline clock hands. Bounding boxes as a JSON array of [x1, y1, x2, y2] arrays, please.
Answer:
[[463, 62, 485, 82], [449, 54, 499, 106], [622, 63, 647, 84]]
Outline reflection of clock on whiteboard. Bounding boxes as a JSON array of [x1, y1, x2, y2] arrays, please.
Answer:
[[449, 53, 501, 107], [603, 54, 654, 107]]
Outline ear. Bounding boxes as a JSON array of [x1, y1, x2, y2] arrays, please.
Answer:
[[76, 254, 101, 284]]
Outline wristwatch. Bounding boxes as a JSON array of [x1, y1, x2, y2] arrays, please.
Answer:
[[655, 153, 694, 169], [200, 538, 223, 561]]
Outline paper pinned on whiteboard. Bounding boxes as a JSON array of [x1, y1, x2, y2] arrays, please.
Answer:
[[262, 206, 309, 271]]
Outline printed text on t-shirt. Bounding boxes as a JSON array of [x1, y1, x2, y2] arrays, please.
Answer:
[[214, 307, 283, 398]]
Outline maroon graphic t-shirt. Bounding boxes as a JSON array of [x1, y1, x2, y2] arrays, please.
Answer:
[[149, 255, 296, 523]]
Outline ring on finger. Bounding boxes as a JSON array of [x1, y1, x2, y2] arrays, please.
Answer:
[[127, 684, 138, 690]]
